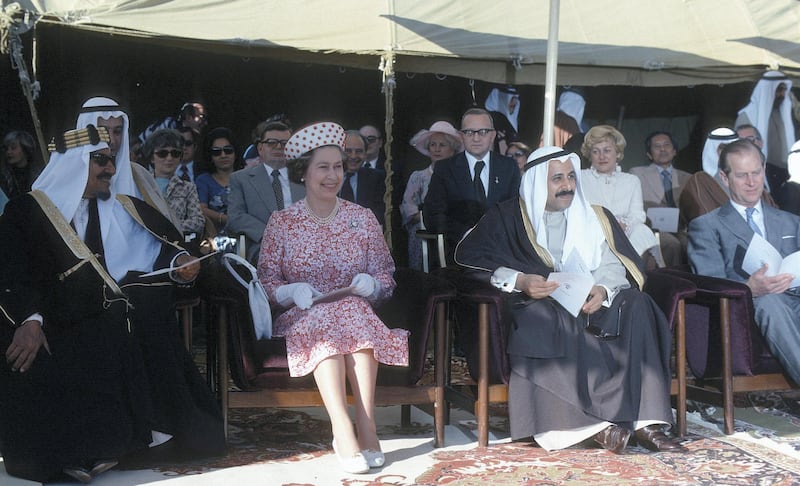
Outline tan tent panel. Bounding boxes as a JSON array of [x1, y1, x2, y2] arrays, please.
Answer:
[[11, 0, 800, 86]]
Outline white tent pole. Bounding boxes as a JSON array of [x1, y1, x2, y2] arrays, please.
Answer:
[[542, 0, 560, 147]]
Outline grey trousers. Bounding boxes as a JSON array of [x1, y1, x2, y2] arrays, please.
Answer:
[[753, 292, 800, 383]]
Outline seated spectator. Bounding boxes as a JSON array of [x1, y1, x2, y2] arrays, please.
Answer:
[[680, 127, 777, 225], [341, 130, 385, 225], [0, 126, 224, 483], [777, 140, 800, 215], [1, 130, 43, 200], [137, 101, 207, 145], [402, 121, 463, 270], [423, 107, 520, 263], [580, 125, 661, 267], [630, 131, 692, 266], [244, 114, 293, 167], [688, 139, 800, 383], [258, 122, 407, 474], [505, 140, 533, 172], [196, 127, 237, 236], [177, 126, 201, 182], [455, 146, 683, 454], [142, 129, 206, 237], [227, 120, 302, 263]]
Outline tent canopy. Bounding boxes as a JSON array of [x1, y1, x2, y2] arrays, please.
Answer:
[[8, 0, 800, 87]]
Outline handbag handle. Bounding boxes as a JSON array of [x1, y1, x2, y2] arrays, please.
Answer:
[[221, 252, 258, 288]]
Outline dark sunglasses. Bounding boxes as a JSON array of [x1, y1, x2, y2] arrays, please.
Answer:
[[182, 139, 195, 147], [583, 299, 625, 340], [364, 136, 380, 143], [259, 139, 289, 148], [210, 145, 235, 156], [154, 149, 183, 159], [90, 152, 115, 167], [509, 151, 526, 158]]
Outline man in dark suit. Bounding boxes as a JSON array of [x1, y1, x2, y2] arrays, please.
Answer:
[[689, 139, 800, 383], [227, 121, 305, 263], [424, 107, 521, 263], [341, 130, 385, 225]]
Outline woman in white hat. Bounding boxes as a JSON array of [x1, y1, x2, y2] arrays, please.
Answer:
[[258, 122, 408, 474], [401, 121, 463, 270]]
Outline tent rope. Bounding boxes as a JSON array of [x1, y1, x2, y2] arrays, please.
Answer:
[[380, 50, 396, 250], [1, 5, 48, 164]]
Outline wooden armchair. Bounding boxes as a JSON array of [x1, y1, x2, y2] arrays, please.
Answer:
[[659, 266, 795, 434], [209, 265, 455, 447]]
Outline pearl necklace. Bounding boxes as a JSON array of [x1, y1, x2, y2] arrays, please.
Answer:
[[304, 198, 340, 225]]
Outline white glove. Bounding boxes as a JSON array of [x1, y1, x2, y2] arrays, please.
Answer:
[[350, 273, 379, 298], [275, 283, 322, 310]]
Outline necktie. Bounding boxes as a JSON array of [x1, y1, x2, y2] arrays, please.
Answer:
[[474, 160, 487, 205], [661, 170, 675, 207], [745, 207, 763, 237], [84, 198, 106, 268], [271, 169, 285, 210], [180, 165, 191, 182], [340, 172, 355, 202]]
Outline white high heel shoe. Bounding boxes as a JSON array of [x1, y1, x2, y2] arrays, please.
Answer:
[[361, 449, 385, 468], [332, 439, 369, 474]]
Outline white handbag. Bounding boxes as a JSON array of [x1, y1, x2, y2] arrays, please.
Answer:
[[221, 253, 272, 340]]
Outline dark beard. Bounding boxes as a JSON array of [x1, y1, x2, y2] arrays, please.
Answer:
[[96, 191, 111, 201]]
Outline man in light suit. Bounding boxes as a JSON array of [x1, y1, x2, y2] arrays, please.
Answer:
[[689, 139, 800, 383], [631, 131, 692, 266], [424, 107, 521, 263], [227, 121, 305, 263]]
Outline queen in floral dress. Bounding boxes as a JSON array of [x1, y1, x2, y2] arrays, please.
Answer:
[[258, 122, 408, 474]]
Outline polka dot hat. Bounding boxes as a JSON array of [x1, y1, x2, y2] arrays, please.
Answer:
[[284, 121, 346, 160]]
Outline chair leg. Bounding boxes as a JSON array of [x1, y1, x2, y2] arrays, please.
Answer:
[[676, 300, 687, 437], [217, 304, 230, 440], [719, 297, 734, 434], [401, 404, 411, 427], [180, 305, 193, 352], [477, 302, 489, 448], [434, 300, 447, 448]]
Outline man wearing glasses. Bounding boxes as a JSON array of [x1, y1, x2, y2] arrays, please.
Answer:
[[423, 107, 520, 264], [228, 121, 305, 263]]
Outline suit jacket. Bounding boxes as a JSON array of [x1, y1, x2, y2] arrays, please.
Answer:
[[423, 151, 520, 259], [227, 164, 305, 262], [630, 164, 692, 211], [343, 167, 386, 225], [688, 201, 800, 282]]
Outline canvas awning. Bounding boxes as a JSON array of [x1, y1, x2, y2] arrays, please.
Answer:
[[7, 0, 800, 87]]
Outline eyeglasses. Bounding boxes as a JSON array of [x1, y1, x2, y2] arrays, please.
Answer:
[[182, 139, 195, 147], [154, 149, 183, 159], [210, 145, 235, 156], [460, 128, 495, 137], [742, 135, 762, 143], [259, 139, 289, 148], [90, 152, 115, 167], [364, 136, 381, 143], [583, 299, 625, 340], [508, 151, 526, 158]]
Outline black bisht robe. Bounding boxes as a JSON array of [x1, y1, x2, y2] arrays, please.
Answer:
[[455, 198, 674, 441], [0, 193, 224, 482]]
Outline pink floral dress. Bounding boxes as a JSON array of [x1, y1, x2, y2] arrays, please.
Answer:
[[258, 199, 409, 377]]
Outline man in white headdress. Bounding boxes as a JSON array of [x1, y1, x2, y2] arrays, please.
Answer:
[[777, 140, 800, 215], [455, 146, 682, 454], [0, 126, 224, 483], [735, 71, 797, 196], [77, 97, 181, 229]]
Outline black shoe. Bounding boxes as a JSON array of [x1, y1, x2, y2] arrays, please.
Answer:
[[89, 459, 119, 477], [62, 466, 92, 484]]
